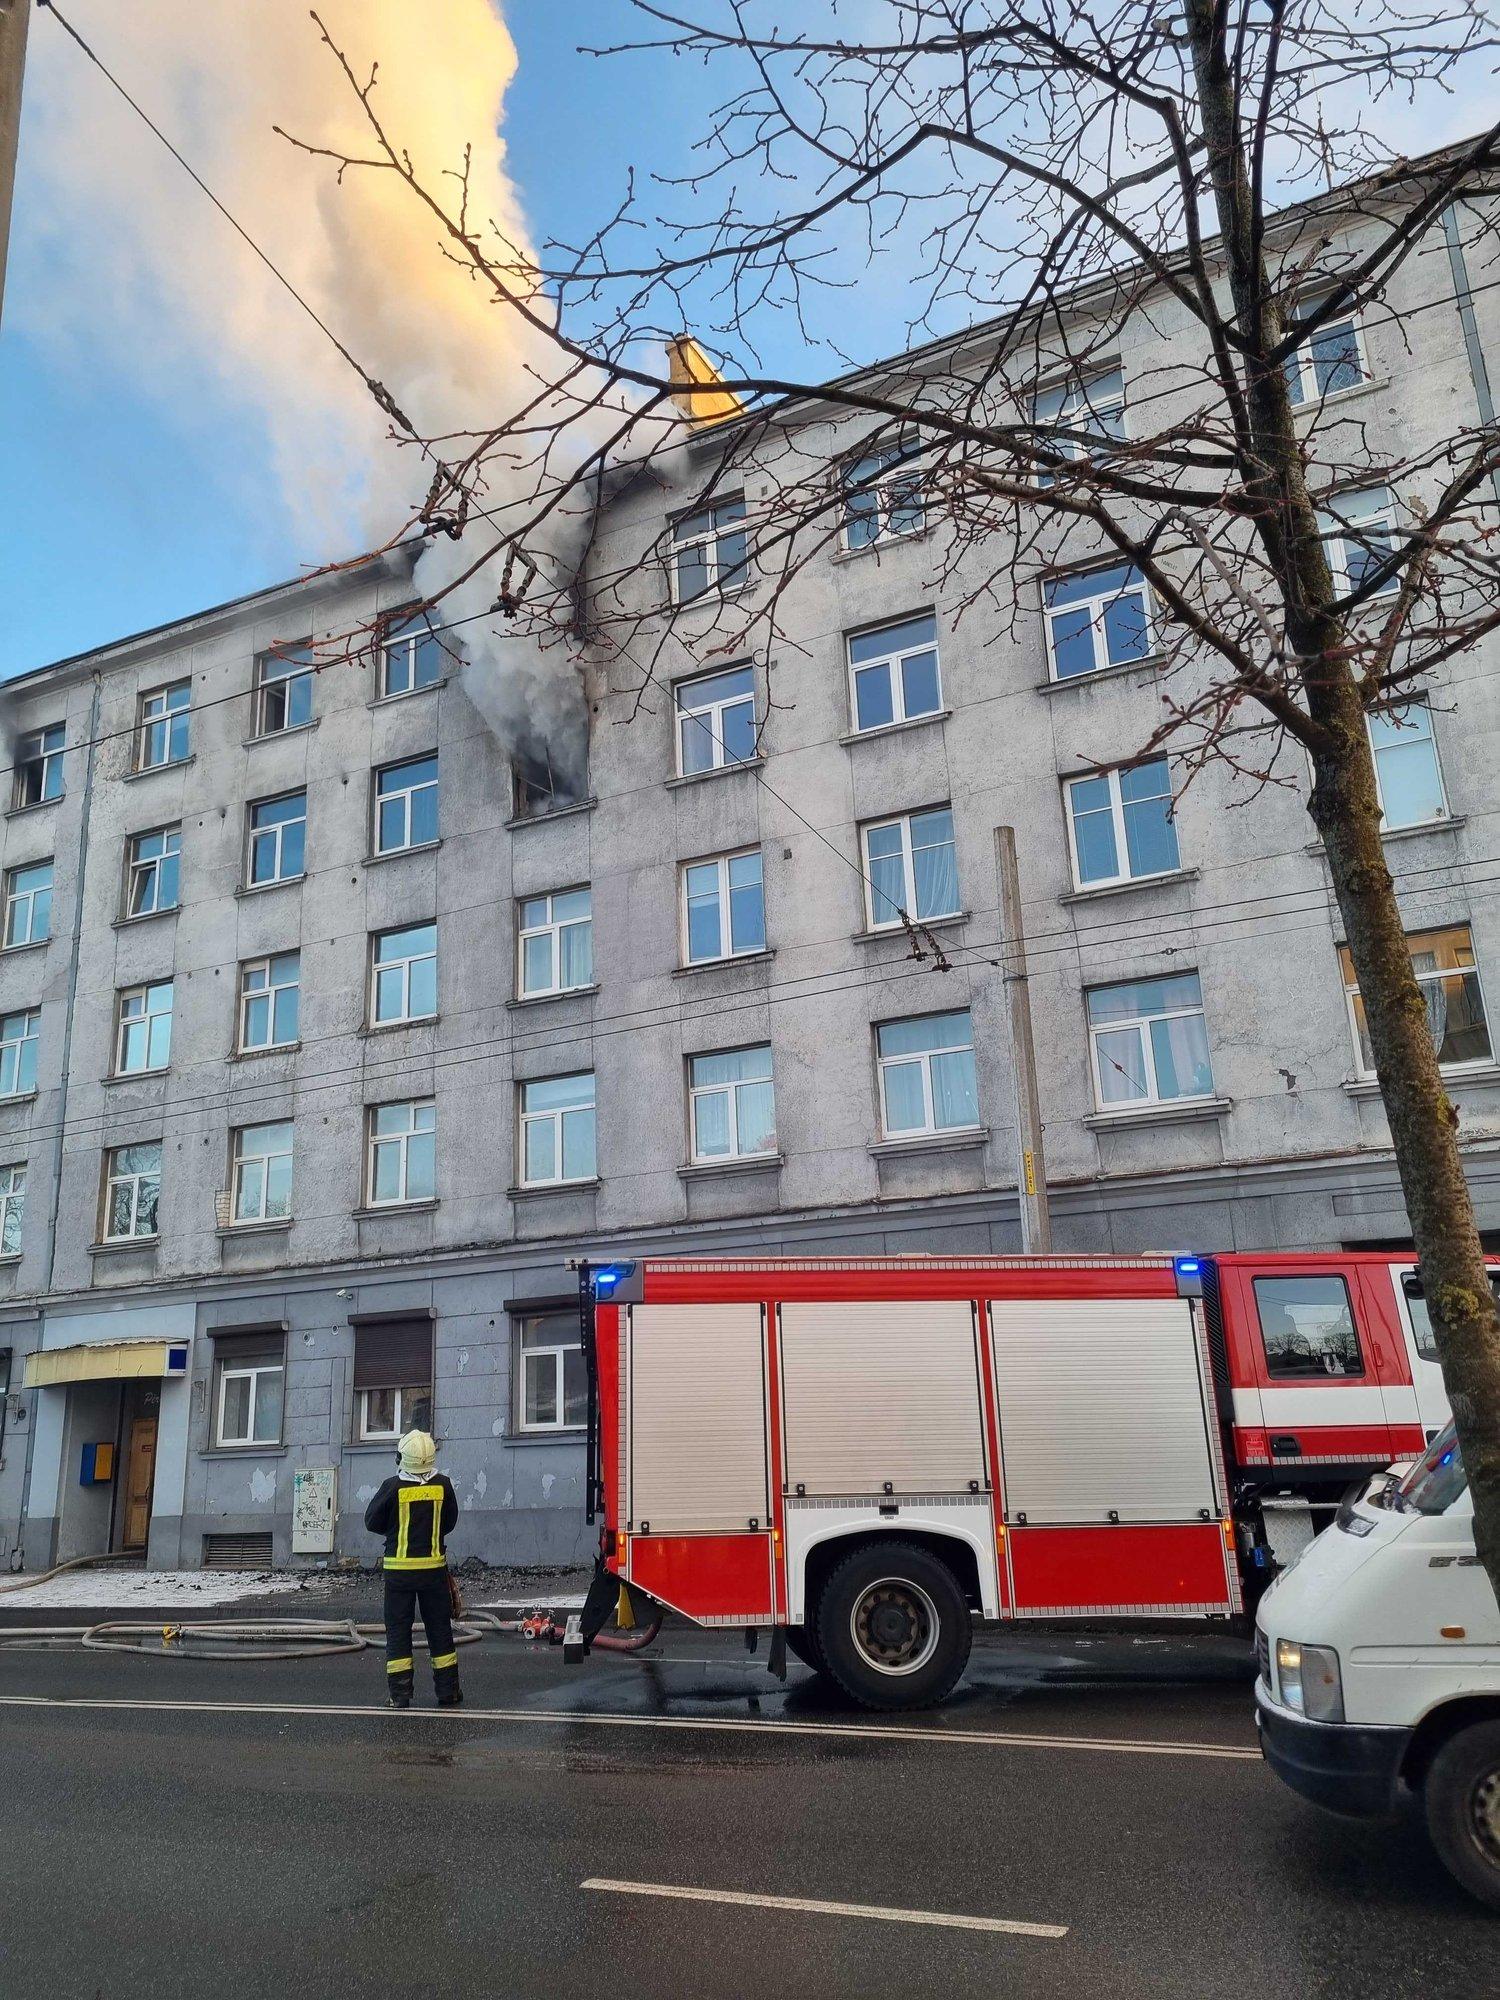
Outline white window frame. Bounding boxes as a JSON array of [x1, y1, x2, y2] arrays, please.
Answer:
[[366, 1098, 436, 1207], [680, 849, 766, 965], [358, 1382, 429, 1443], [517, 888, 593, 998], [125, 824, 181, 917], [1367, 703, 1449, 831], [247, 792, 306, 887], [516, 1311, 588, 1434], [215, 1356, 285, 1448], [370, 923, 438, 1027], [688, 1045, 777, 1163], [841, 441, 924, 551], [674, 665, 757, 775], [0, 1163, 24, 1257], [373, 753, 438, 855], [230, 1121, 295, 1226], [1063, 761, 1179, 890], [1341, 926, 1492, 1079], [253, 645, 314, 736], [846, 614, 942, 733], [1284, 296, 1368, 407], [102, 1143, 162, 1242], [875, 1012, 980, 1139], [1086, 976, 1215, 1111], [13, 724, 64, 809], [1320, 486, 1400, 601], [518, 1073, 597, 1189], [860, 808, 960, 932], [1043, 564, 1155, 681], [379, 607, 443, 698], [114, 981, 174, 1077], [0, 1009, 40, 1099], [238, 953, 300, 1053], [3, 860, 52, 949], [1033, 367, 1127, 480], [137, 680, 191, 771], [668, 495, 749, 604]]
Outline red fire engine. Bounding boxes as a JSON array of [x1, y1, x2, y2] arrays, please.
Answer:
[[567, 1251, 1484, 1709]]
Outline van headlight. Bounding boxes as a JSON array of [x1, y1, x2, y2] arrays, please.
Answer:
[[1276, 1639, 1344, 1722]]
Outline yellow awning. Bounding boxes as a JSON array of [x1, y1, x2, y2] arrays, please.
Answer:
[[25, 1338, 185, 1388]]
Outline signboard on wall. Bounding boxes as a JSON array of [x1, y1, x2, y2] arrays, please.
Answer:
[[291, 1467, 337, 1555]]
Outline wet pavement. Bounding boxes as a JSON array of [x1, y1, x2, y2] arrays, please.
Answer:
[[0, 1616, 1485, 1996]]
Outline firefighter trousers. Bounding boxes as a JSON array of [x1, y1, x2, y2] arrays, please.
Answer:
[[383, 1568, 460, 1701]]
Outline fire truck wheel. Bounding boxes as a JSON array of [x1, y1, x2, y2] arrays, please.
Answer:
[[813, 1541, 972, 1710], [781, 1625, 827, 1676], [1424, 1719, 1500, 1910]]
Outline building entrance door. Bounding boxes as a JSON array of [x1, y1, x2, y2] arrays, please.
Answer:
[[120, 1395, 159, 1553]]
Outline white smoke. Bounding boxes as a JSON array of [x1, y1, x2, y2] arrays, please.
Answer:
[[15, 0, 635, 772]]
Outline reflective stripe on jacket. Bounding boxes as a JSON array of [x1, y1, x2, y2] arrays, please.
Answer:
[[363, 1473, 458, 1570]]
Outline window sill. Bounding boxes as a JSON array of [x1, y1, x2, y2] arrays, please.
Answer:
[[243, 719, 319, 749], [1305, 815, 1467, 859], [1083, 1096, 1232, 1131], [0, 1253, 21, 1269], [869, 1127, 988, 1159], [200, 1444, 289, 1460], [359, 1014, 440, 1039], [673, 948, 776, 979], [678, 1152, 784, 1181], [229, 1041, 302, 1062], [829, 526, 930, 564], [1036, 655, 1163, 695], [853, 912, 968, 945], [101, 1068, 169, 1087], [363, 839, 443, 868], [505, 797, 597, 832], [0, 1091, 38, 1109], [235, 876, 305, 899], [88, 1236, 160, 1256], [123, 755, 196, 785], [664, 758, 764, 791], [508, 1428, 587, 1447], [507, 984, 600, 1010], [353, 1199, 440, 1220], [4, 799, 61, 822], [1060, 868, 1200, 905], [1343, 1065, 1500, 1099], [368, 677, 449, 711], [217, 1217, 294, 1239], [112, 907, 178, 931], [507, 1178, 601, 1200], [667, 582, 754, 618], [0, 938, 50, 959], [1294, 374, 1387, 415], [839, 710, 952, 747]]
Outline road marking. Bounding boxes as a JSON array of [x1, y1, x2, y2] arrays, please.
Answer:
[[0, 1693, 1259, 1760], [581, 1877, 1068, 1938]]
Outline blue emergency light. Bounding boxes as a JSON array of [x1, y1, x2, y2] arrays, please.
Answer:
[[1175, 1258, 1202, 1277], [1174, 1255, 1205, 1298], [590, 1261, 640, 1301]]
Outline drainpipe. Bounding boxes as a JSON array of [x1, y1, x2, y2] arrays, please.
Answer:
[[1441, 202, 1500, 514], [44, 670, 102, 1293]]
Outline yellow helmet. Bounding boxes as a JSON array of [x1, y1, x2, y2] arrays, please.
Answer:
[[397, 1429, 436, 1478]]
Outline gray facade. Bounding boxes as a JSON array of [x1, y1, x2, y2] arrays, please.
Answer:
[[3, 181, 1500, 1572]]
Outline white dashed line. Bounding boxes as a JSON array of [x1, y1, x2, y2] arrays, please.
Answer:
[[581, 1877, 1068, 1938]]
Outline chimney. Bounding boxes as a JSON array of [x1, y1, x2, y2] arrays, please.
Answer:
[[666, 336, 746, 428]]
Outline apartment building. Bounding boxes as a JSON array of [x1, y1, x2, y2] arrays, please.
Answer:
[[2, 162, 1498, 1574]]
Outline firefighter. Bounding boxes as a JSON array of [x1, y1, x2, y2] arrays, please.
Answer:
[[363, 1428, 462, 1709]]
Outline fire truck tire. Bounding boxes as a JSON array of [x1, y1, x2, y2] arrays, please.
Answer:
[[781, 1625, 827, 1676], [812, 1541, 972, 1710], [1424, 1719, 1500, 1910]]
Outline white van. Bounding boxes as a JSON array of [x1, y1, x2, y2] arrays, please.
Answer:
[[1256, 1423, 1500, 1907]]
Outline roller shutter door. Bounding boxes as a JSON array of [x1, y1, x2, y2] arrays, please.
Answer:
[[628, 1304, 768, 1532]]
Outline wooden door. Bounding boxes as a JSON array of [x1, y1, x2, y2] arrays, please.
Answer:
[[122, 1417, 157, 1551]]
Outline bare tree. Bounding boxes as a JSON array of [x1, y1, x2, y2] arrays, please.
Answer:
[[282, 2, 1500, 1599]]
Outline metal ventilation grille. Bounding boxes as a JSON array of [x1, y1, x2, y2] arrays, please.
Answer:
[[201, 1532, 273, 1571]]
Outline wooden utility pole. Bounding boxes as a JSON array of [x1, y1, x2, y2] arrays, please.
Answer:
[[0, 0, 29, 328], [994, 827, 1052, 1253]]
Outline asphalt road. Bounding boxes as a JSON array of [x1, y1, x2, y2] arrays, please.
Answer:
[[0, 1612, 1489, 1998]]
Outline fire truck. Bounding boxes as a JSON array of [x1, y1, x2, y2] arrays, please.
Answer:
[[566, 1250, 1486, 1710]]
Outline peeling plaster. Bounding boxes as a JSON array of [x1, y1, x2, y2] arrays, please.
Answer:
[[474, 1469, 488, 1501], [541, 1472, 555, 1500], [355, 1483, 376, 1506], [491, 1417, 505, 1437], [457, 1347, 470, 1372], [249, 1467, 276, 1505]]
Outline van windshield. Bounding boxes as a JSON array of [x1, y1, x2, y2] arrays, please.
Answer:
[[1395, 1423, 1468, 1515]]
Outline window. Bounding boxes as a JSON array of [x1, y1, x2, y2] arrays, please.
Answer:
[[1320, 486, 1398, 599], [517, 1309, 587, 1431], [862, 807, 959, 930], [675, 665, 756, 775], [1402, 1271, 1500, 1364], [353, 1319, 433, 1440], [247, 791, 306, 886], [1368, 703, 1447, 830], [1033, 368, 1126, 482], [1340, 925, 1491, 1076], [1253, 1275, 1365, 1378], [371, 922, 438, 1026], [0, 1010, 39, 1098], [239, 952, 300, 1052], [102, 1142, 161, 1241], [689, 1045, 776, 1162], [682, 850, 766, 964], [374, 753, 438, 854], [518, 888, 592, 998], [1086, 972, 1216, 1109], [3, 861, 52, 949], [367, 1098, 436, 1206], [1065, 760, 1179, 888], [0, 1164, 23, 1257], [380, 607, 443, 698], [12, 724, 64, 809], [253, 643, 314, 735], [137, 681, 191, 770], [1044, 563, 1153, 679], [876, 1011, 979, 1137], [1283, 298, 1365, 406], [213, 1336, 285, 1448], [231, 1121, 294, 1225], [115, 981, 173, 1075], [519, 1073, 597, 1187], [512, 747, 586, 821], [125, 824, 181, 917], [670, 495, 749, 602], [842, 441, 923, 550], [847, 614, 942, 733]]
